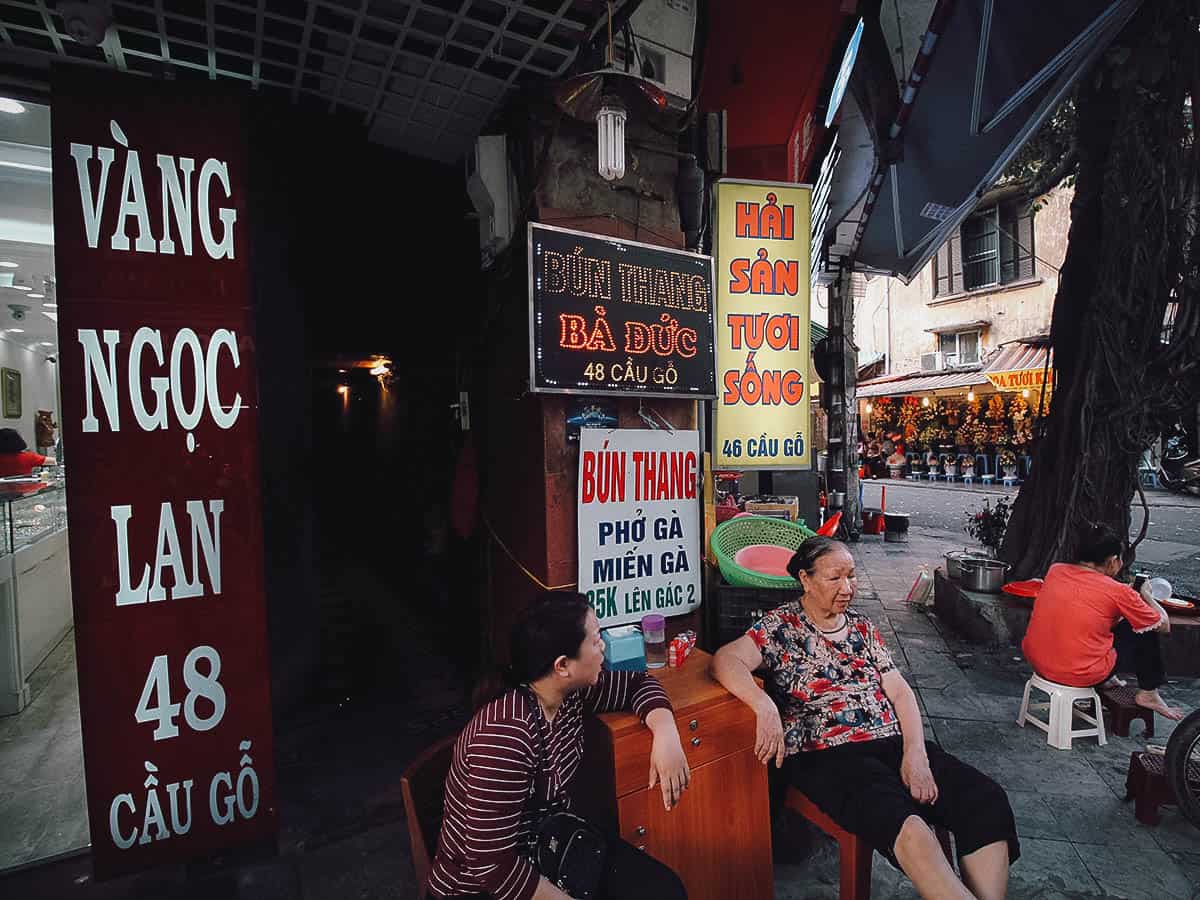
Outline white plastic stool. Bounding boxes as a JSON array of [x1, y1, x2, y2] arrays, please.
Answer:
[[1016, 674, 1107, 750]]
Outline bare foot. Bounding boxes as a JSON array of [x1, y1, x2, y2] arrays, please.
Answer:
[[1135, 689, 1184, 720]]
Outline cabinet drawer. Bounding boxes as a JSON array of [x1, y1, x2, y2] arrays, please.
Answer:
[[611, 698, 755, 797]]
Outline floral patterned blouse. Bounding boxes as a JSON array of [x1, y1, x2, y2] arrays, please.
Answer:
[[747, 602, 900, 754]]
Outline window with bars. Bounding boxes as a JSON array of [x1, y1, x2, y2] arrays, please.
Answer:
[[933, 201, 1034, 296]]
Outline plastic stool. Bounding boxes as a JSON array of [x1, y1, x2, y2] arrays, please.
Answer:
[[1002, 477, 1018, 487], [961, 474, 975, 486], [1099, 686, 1155, 737], [981, 474, 995, 485], [1016, 674, 1107, 750]]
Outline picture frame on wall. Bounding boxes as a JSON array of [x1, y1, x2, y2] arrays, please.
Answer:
[[2, 368, 21, 419]]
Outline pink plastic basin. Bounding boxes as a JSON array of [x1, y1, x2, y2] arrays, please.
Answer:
[[733, 544, 794, 578]]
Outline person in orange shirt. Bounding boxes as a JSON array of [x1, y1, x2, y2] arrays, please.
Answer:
[[1022, 523, 1183, 720]]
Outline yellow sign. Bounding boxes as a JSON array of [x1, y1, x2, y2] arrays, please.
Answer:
[[986, 368, 1049, 392], [713, 180, 813, 469]]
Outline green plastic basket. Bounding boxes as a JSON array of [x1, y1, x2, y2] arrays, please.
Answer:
[[710, 516, 817, 589]]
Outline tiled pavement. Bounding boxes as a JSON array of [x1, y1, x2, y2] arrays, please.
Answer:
[[773, 527, 1200, 900]]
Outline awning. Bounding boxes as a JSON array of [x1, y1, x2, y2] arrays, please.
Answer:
[[856, 367, 987, 398], [925, 319, 991, 334], [982, 340, 1053, 391], [850, 1, 1141, 280]]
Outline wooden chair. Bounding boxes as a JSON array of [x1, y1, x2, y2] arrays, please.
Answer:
[[401, 734, 458, 899], [786, 787, 953, 900]]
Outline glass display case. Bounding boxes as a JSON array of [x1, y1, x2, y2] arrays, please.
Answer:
[[0, 474, 67, 556]]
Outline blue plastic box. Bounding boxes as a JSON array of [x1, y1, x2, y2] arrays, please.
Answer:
[[601, 625, 646, 672]]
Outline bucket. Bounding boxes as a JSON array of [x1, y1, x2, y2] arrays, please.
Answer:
[[862, 508, 884, 535], [883, 512, 910, 543]]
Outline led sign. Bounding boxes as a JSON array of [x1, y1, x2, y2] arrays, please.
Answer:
[[528, 223, 716, 398]]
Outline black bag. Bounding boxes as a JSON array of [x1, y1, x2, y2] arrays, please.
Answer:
[[521, 686, 608, 898], [534, 810, 607, 899]]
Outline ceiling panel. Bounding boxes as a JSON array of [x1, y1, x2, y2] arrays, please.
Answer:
[[0, 0, 615, 162]]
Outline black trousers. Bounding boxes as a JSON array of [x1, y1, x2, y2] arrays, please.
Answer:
[[441, 836, 687, 900], [786, 737, 1019, 870], [1100, 620, 1167, 690]]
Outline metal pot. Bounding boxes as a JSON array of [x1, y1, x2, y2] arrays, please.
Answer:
[[960, 558, 1010, 593], [944, 549, 990, 581]]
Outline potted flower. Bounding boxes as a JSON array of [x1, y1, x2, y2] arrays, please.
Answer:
[[960, 455, 976, 477], [999, 448, 1018, 479], [942, 454, 958, 477], [965, 497, 1011, 556]]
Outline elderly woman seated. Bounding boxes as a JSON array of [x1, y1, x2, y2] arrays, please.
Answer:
[[714, 536, 1019, 900]]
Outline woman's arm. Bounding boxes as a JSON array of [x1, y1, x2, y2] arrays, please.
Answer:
[[1137, 582, 1171, 634], [644, 707, 690, 810], [881, 670, 937, 804], [713, 636, 785, 767]]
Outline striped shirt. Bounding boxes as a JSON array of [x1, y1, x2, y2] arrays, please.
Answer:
[[427, 670, 672, 900]]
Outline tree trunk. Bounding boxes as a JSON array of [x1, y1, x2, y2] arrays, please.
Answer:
[[1001, 0, 1200, 577]]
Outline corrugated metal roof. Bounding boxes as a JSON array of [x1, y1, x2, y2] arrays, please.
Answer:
[[984, 340, 1052, 373], [856, 368, 987, 398]]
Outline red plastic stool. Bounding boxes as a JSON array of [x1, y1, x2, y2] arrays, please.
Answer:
[[1099, 686, 1155, 738]]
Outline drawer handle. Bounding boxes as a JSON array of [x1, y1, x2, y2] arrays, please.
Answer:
[[691, 737, 702, 747], [636, 826, 647, 836], [689, 719, 699, 731]]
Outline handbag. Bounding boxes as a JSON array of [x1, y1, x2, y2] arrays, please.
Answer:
[[533, 810, 607, 899], [522, 687, 608, 898]]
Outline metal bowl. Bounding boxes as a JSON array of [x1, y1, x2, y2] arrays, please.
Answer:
[[960, 558, 1010, 593]]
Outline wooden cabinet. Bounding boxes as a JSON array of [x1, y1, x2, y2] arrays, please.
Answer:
[[576, 651, 774, 900]]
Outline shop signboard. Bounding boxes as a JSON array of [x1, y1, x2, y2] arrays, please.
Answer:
[[713, 180, 813, 469], [577, 428, 702, 628], [985, 368, 1049, 392], [51, 70, 276, 878], [528, 223, 716, 399]]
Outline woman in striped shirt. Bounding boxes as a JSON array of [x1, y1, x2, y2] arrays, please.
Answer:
[[427, 591, 690, 900]]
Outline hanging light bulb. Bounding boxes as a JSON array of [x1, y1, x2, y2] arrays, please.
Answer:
[[865, 403, 873, 414], [596, 96, 627, 182], [967, 390, 975, 402], [922, 396, 930, 407], [1021, 388, 1030, 398]]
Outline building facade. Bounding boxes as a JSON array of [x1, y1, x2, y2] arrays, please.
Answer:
[[855, 185, 1071, 378]]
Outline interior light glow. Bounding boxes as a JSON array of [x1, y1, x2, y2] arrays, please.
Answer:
[[596, 96, 627, 182], [967, 390, 975, 402], [10, 284, 30, 291], [922, 396, 930, 407], [42, 302, 57, 308], [370, 364, 388, 376], [7, 328, 24, 333], [0, 98, 26, 115], [1022, 389, 1030, 398], [39, 342, 53, 347], [865, 403, 873, 413], [0, 261, 17, 268], [27, 293, 43, 299]]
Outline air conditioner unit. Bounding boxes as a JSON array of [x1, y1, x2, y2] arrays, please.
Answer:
[[465, 135, 516, 269], [616, 0, 697, 109], [920, 352, 944, 372]]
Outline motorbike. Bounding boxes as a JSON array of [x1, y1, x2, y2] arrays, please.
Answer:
[[1157, 425, 1200, 495], [1166, 707, 1200, 828]]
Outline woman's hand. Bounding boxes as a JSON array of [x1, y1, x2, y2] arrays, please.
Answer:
[[753, 694, 786, 768], [901, 750, 938, 805], [645, 708, 690, 810]]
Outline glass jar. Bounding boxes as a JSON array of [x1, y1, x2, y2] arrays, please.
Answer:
[[642, 614, 667, 669]]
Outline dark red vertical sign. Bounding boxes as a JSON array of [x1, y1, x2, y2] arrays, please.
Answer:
[[51, 69, 276, 878]]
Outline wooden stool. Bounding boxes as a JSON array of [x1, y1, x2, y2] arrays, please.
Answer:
[[1100, 686, 1155, 738], [1125, 751, 1174, 825], [785, 787, 953, 900]]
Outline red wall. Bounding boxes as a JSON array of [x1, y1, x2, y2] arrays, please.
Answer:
[[701, 0, 848, 182]]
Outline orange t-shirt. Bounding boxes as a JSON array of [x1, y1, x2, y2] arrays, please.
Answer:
[[1022, 563, 1163, 686]]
